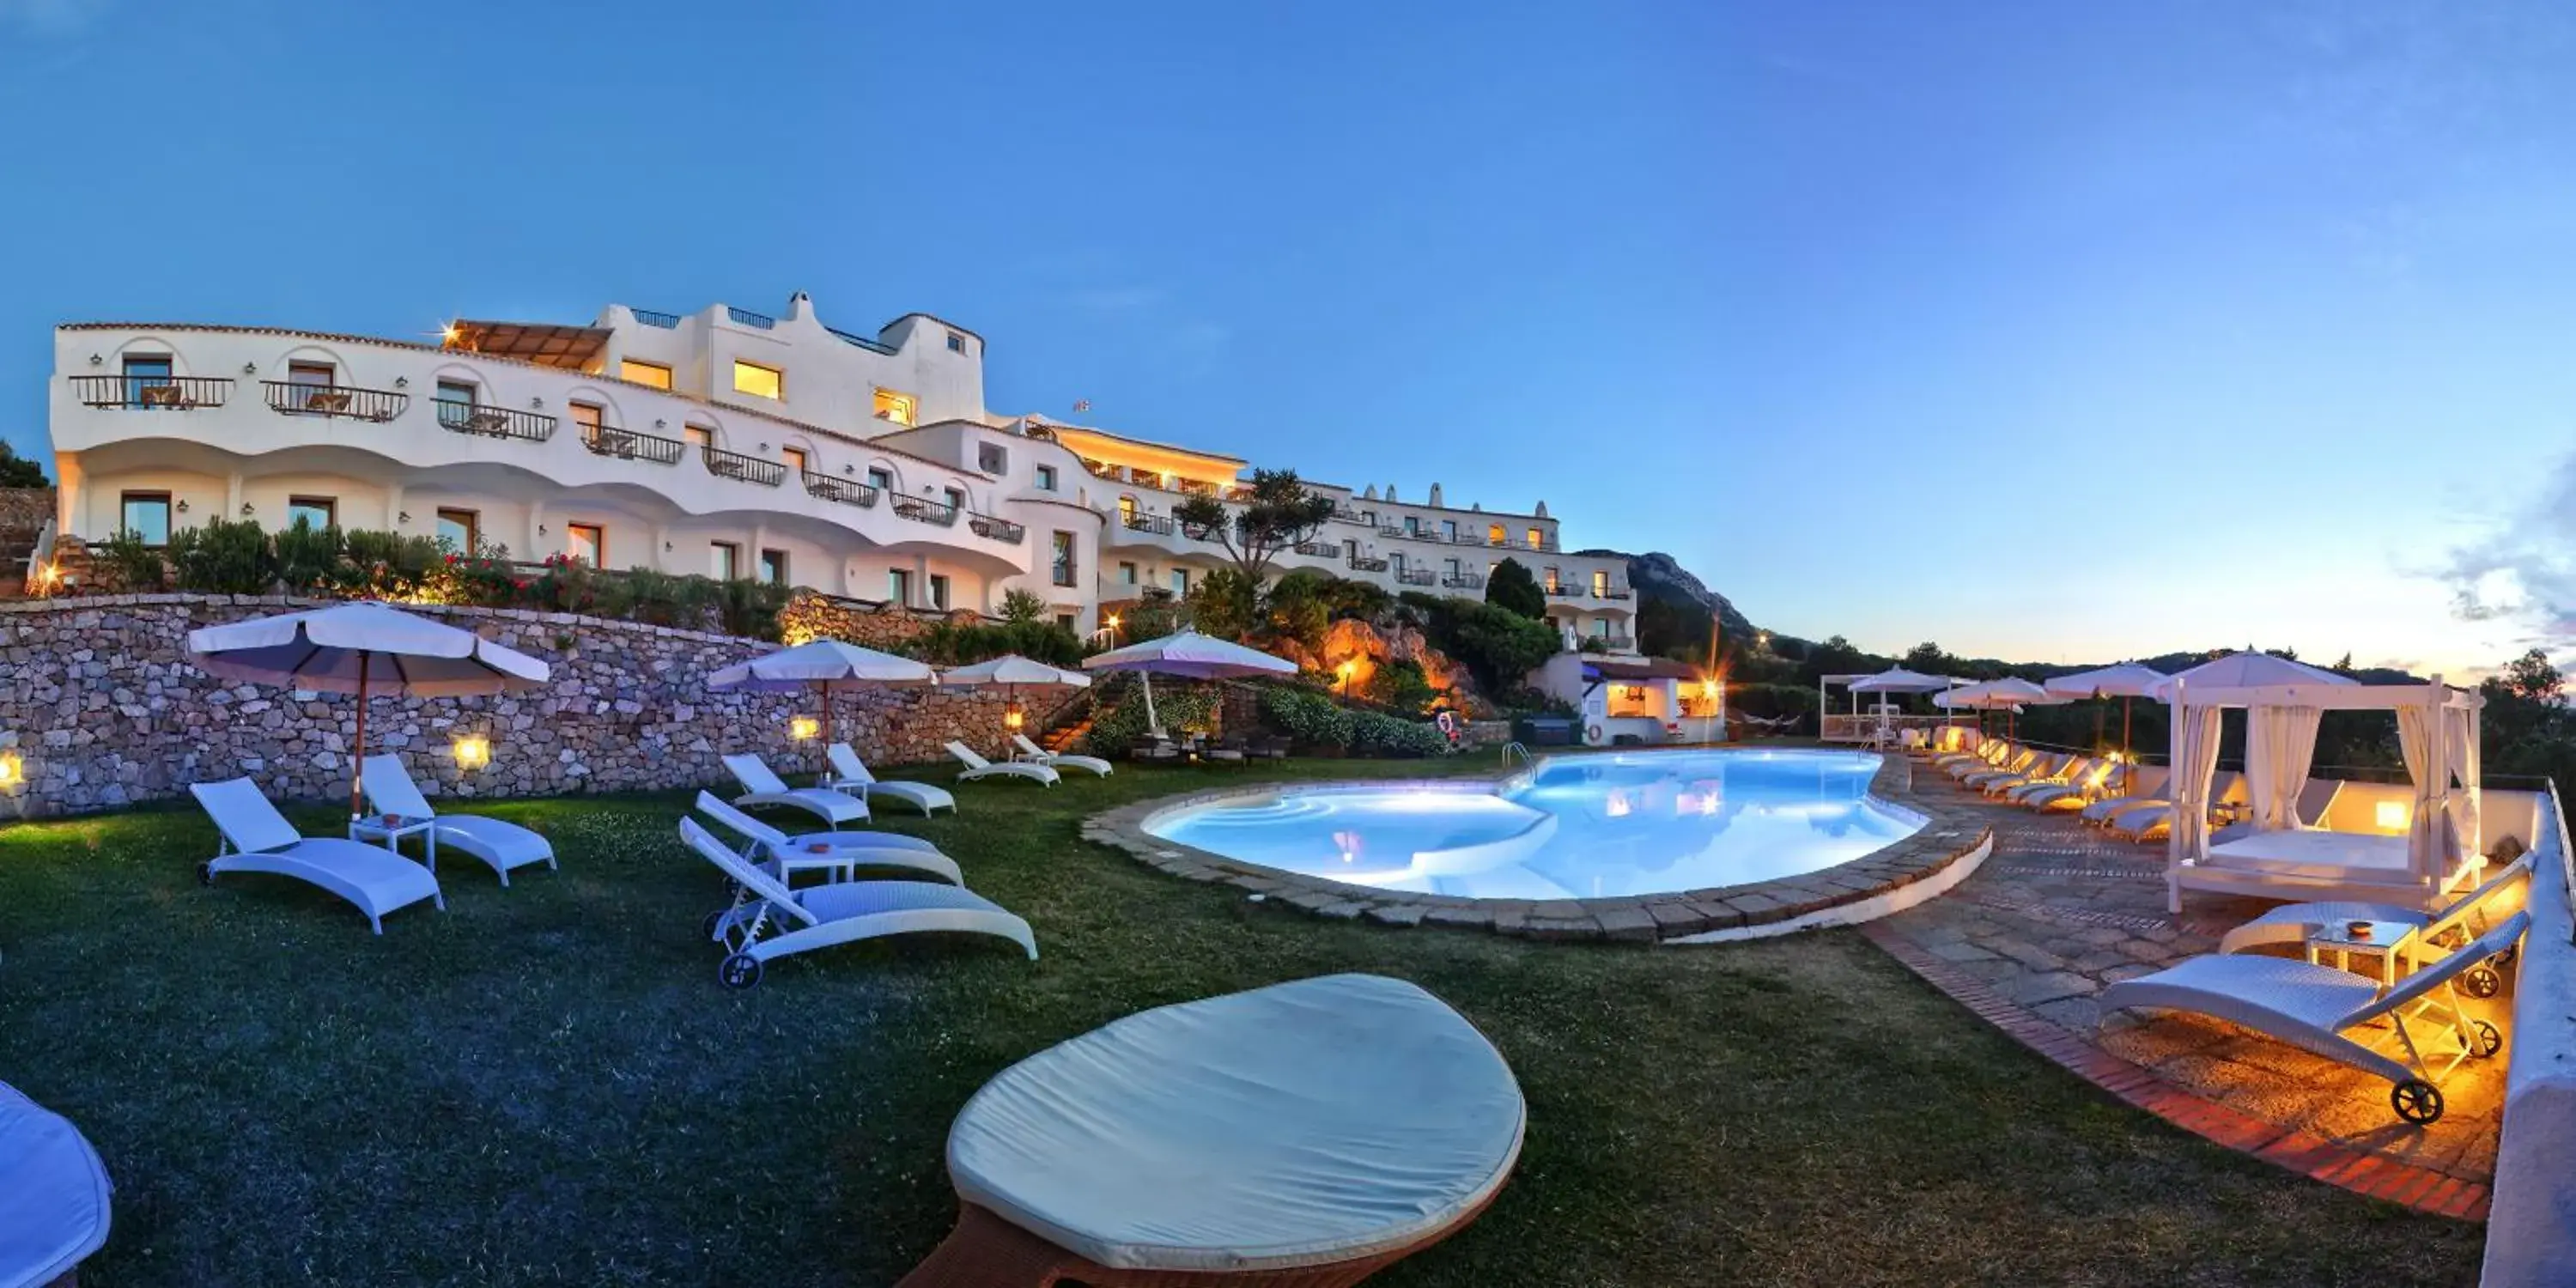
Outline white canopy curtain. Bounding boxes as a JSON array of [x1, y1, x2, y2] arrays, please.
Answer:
[[2245, 705, 2323, 831], [2165, 699, 2226, 871], [2396, 702, 2449, 876], [2443, 702, 2483, 860]]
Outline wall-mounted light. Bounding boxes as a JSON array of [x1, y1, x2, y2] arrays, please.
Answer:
[[789, 715, 821, 741], [398, 511, 411, 525], [0, 751, 21, 787], [757, 442, 770, 452], [88, 354, 102, 367], [240, 503, 254, 518], [452, 735, 492, 770], [537, 524, 548, 536], [531, 397, 544, 409], [174, 499, 190, 514], [241, 361, 258, 375], [654, 418, 667, 429], [393, 376, 410, 389]]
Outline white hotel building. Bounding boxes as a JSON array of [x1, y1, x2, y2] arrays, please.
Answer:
[[45, 294, 1638, 651]]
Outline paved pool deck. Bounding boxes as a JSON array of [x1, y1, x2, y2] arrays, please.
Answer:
[[1867, 759, 2503, 1218]]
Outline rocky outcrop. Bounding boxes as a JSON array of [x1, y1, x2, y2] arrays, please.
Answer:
[[1273, 617, 1486, 716], [0, 593, 1010, 818]]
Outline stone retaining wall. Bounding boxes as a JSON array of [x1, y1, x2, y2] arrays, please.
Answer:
[[1081, 750, 1993, 944], [0, 593, 1008, 817], [0, 487, 51, 533]]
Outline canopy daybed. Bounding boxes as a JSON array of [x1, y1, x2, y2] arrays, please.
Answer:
[[2162, 670, 2484, 914]]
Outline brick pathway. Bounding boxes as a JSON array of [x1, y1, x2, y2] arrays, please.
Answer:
[[1868, 769, 2503, 1218]]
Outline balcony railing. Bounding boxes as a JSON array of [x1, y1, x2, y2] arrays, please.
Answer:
[[1123, 513, 1176, 536], [580, 422, 686, 465], [726, 307, 775, 329], [436, 399, 556, 443], [1601, 588, 1633, 600], [969, 512, 1026, 543], [632, 309, 681, 329], [262, 380, 407, 422], [1442, 573, 1485, 590], [1378, 524, 1405, 538], [1601, 634, 1636, 652], [804, 471, 879, 507], [893, 495, 960, 526], [1546, 586, 1581, 598], [1397, 568, 1437, 586], [1348, 556, 1389, 573], [1295, 541, 1342, 557], [702, 446, 787, 487], [72, 374, 233, 410]]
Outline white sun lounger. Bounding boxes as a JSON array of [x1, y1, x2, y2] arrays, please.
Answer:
[[1965, 750, 2061, 793], [2014, 758, 2116, 810], [2103, 911, 2528, 1124], [1984, 753, 2084, 799], [724, 753, 869, 828], [693, 791, 960, 886], [191, 777, 445, 933], [823, 743, 957, 817], [2077, 765, 2173, 824], [680, 817, 1035, 988], [1944, 744, 2019, 779], [2216, 855, 2532, 996], [0, 1078, 112, 1288], [358, 754, 556, 887], [1012, 732, 1113, 778], [948, 741, 1059, 787]]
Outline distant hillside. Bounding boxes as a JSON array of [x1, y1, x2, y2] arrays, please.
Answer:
[[1574, 549, 1757, 642]]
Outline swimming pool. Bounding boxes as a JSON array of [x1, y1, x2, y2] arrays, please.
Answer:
[[1144, 749, 1924, 901]]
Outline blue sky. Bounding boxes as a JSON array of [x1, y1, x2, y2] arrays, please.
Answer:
[[4, 0, 2573, 677]]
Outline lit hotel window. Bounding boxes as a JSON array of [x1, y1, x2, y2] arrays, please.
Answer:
[[567, 523, 605, 565], [873, 388, 917, 426], [620, 359, 672, 390], [732, 361, 782, 400]]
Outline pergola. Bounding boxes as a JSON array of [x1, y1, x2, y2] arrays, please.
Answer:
[[2163, 673, 2483, 914]]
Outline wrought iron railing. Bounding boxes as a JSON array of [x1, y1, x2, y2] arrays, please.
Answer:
[[969, 512, 1026, 542], [1546, 586, 1581, 598], [632, 308, 680, 328], [262, 380, 407, 422], [726, 307, 775, 329], [1295, 541, 1342, 557], [804, 471, 878, 507], [702, 446, 786, 487], [580, 422, 686, 465], [71, 374, 233, 410], [1123, 513, 1176, 536], [436, 399, 556, 442], [1397, 568, 1437, 586], [1601, 634, 1636, 651], [1442, 573, 1485, 590], [893, 495, 960, 526], [1348, 556, 1389, 573], [1601, 587, 1633, 600]]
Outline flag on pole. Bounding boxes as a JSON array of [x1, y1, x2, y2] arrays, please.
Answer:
[[1072, 398, 1091, 413]]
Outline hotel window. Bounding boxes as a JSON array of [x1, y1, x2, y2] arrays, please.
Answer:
[[1528, 527, 1544, 549], [569, 402, 605, 440], [289, 361, 334, 390], [1544, 567, 1560, 592], [1442, 519, 1458, 542], [1170, 569, 1188, 595], [1055, 611, 1076, 630], [759, 549, 788, 586], [978, 442, 1007, 473], [435, 508, 479, 552], [927, 574, 951, 610], [946, 331, 967, 353], [1118, 495, 1139, 526], [710, 541, 740, 580], [1035, 465, 1058, 491], [1050, 532, 1076, 586], [1119, 562, 1138, 585], [1591, 569, 1610, 597], [887, 568, 912, 605], [567, 522, 605, 566], [732, 360, 782, 400], [1487, 523, 1506, 545], [286, 496, 336, 532], [121, 354, 173, 408], [943, 485, 966, 515], [119, 491, 172, 546], [683, 425, 714, 451], [1404, 516, 1420, 535], [621, 359, 673, 390], [873, 387, 917, 426], [781, 446, 810, 477], [867, 466, 895, 494], [434, 380, 477, 428], [1592, 618, 1611, 638]]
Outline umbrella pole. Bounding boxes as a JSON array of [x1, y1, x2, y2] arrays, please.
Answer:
[[1142, 671, 1160, 737], [351, 653, 368, 820], [2123, 696, 2134, 794]]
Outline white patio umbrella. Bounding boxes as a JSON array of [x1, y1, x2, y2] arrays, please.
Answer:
[[1081, 629, 1297, 737], [707, 639, 938, 771], [2145, 651, 2354, 699], [2045, 662, 2169, 793], [938, 654, 1091, 755], [186, 601, 550, 817], [1848, 666, 1958, 744]]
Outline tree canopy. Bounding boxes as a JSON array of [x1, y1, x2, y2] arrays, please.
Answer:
[[0, 441, 46, 489], [1485, 556, 1546, 619], [1172, 469, 1336, 586]]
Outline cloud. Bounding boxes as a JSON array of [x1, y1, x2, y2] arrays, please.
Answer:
[[2440, 448, 2576, 646]]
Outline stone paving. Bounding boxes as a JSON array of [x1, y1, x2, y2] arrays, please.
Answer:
[[1868, 762, 2505, 1214]]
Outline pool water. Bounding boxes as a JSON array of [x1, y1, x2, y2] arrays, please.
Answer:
[[1145, 749, 1923, 901]]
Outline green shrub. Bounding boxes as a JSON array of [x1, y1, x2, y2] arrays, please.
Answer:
[[1084, 682, 1218, 755], [339, 529, 443, 597], [1490, 683, 1575, 717], [95, 528, 166, 592], [532, 554, 600, 615], [1366, 658, 1443, 712], [1259, 685, 1353, 748], [911, 619, 1085, 667], [997, 587, 1047, 624], [1485, 557, 1546, 619], [715, 578, 792, 641], [1431, 597, 1561, 690], [274, 519, 343, 592], [1185, 567, 1261, 640], [1320, 577, 1390, 623], [169, 517, 276, 593], [1349, 709, 1448, 757], [599, 568, 718, 629]]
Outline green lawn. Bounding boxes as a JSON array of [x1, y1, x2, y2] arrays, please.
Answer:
[[0, 758, 2481, 1287]]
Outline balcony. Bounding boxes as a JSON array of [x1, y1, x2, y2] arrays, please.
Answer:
[[1601, 587, 1634, 601], [1348, 555, 1389, 573], [1546, 586, 1581, 598], [1397, 568, 1437, 586], [893, 495, 960, 526], [71, 374, 233, 410], [436, 399, 556, 443], [580, 422, 686, 465], [1294, 540, 1342, 557], [262, 380, 406, 422], [1602, 634, 1636, 651], [969, 512, 1026, 543], [632, 309, 681, 329], [1378, 524, 1405, 538], [702, 446, 786, 487], [726, 307, 776, 329], [1123, 512, 1176, 537], [1441, 573, 1485, 590], [804, 471, 879, 508]]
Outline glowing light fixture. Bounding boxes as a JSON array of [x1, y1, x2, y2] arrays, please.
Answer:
[[1105, 613, 1121, 631], [1004, 700, 1027, 732], [2375, 799, 2411, 832], [452, 735, 492, 770], [0, 751, 20, 787], [790, 715, 822, 741]]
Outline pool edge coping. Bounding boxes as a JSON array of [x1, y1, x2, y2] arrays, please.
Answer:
[[1078, 750, 1996, 944]]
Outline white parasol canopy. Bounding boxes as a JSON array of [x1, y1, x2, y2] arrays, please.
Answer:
[[939, 654, 1091, 690], [708, 639, 938, 773], [1846, 666, 1955, 693], [2045, 662, 2168, 793], [187, 601, 550, 816], [2147, 651, 2353, 700], [1082, 630, 1296, 736]]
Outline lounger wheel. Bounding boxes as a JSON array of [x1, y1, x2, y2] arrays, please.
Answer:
[[2391, 1079, 2445, 1125], [2464, 1019, 2504, 1059], [197, 860, 215, 886], [719, 951, 763, 990], [701, 910, 726, 941], [2462, 963, 2503, 999]]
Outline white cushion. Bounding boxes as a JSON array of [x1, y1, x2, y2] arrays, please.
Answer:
[[946, 974, 1523, 1273], [0, 1080, 111, 1287]]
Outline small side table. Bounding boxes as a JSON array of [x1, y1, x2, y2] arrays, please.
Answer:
[[350, 814, 438, 873], [2305, 919, 2419, 987]]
